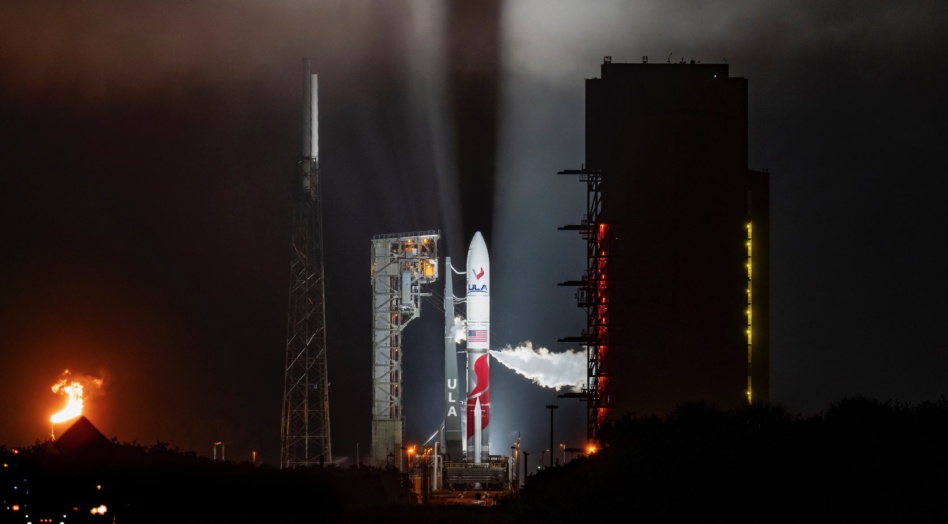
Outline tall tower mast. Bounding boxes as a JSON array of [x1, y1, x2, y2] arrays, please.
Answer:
[[280, 58, 332, 468]]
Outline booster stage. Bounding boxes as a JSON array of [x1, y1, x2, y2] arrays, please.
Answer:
[[465, 231, 491, 463], [412, 231, 519, 496]]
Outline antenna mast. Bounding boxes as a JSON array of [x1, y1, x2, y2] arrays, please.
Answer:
[[280, 58, 332, 468]]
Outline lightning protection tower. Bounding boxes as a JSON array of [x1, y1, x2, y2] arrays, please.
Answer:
[[280, 58, 332, 468], [370, 231, 439, 469]]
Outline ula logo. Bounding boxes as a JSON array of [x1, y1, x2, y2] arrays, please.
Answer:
[[469, 266, 487, 292]]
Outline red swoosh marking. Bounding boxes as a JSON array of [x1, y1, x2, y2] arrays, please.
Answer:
[[466, 354, 491, 439]]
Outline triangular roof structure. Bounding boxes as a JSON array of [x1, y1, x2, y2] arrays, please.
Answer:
[[54, 415, 112, 461]]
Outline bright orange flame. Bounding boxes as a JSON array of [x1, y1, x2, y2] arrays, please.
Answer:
[[51, 379, 84, 423], [50, 369, 103, 424]]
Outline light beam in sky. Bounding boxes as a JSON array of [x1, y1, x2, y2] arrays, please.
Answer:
[[489, 342, 585, 392]]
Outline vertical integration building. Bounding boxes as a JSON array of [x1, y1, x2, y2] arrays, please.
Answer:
[[561, 57, 769, 440]]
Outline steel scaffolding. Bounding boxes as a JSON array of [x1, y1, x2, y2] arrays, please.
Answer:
[[557, 166, 610, 445], [370, 231, 440, 469], [280, 59, 332, 468]]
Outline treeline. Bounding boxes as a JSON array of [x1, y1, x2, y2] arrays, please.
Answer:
[[504, 395, 948, 522], [1, 440, 405, 523], [4, 396, 948, 523]]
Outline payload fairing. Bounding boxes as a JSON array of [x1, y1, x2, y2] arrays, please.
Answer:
[[465, 231, 490, 462]]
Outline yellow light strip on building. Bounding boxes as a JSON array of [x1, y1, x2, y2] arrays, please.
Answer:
[[745, 222, 753, 404]]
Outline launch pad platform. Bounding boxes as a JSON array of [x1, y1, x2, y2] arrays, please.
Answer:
[[442, 457, 512, 491], [409, 451, 518, 503]]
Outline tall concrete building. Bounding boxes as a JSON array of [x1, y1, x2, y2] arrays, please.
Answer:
[[561, 57, 769, 436]]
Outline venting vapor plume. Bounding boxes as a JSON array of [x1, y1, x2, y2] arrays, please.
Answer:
[[451, 315, 467, 344], [489, 342, 585, 392]]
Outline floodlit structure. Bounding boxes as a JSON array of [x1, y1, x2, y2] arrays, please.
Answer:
[[464, 231, 491, 463], [280, 58, 332, 468], [433, 232, 512, 493], [370, 231, 440, 469], [442, 256, 463, 462], [559, 57, 770, 445]]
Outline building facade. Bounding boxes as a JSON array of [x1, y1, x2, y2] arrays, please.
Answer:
[[579, 58, 769, 423]]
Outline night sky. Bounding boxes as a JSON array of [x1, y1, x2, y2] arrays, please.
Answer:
[[2, 1, 947, 467]]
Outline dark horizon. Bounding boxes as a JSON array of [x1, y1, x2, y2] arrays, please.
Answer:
[[6, 396, 948, 523]]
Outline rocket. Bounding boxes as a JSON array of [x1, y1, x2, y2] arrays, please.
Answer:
[[465, 231, 490, 462], [443, 256, 463, 461]]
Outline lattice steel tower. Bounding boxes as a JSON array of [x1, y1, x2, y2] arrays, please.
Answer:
[[280, 58, 332, 468], [558, 166, 609, 446], [370, 231, 439, 469]]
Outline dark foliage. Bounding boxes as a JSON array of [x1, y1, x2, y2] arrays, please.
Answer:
[[1, 440, 404, 523], [4, 396, 948, 523], [504, 396, 948, 523]]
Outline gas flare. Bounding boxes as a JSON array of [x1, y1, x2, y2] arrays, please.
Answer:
[[50, 369, 103, 423]]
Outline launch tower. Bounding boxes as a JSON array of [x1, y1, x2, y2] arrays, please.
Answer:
[[370, 231, 440, 469], [280, 59, 332, 468], [557, 166, 609, 446]]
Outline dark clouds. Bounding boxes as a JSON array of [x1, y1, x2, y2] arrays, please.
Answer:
[[2, 0, 947, 465], [494, 0, 948, 422]]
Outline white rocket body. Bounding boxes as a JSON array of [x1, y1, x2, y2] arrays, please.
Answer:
[[465, 231, 490, 462]]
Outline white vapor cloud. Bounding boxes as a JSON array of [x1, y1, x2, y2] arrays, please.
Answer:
[[452, 316, 467, 344], [489, 341, 585, 392]]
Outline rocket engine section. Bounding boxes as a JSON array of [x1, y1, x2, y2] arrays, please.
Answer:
[[465, 231, 490, 462]]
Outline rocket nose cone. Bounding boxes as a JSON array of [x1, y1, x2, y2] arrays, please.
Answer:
[[469, 231, 486, 250]]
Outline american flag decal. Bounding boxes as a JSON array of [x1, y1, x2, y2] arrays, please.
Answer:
[[468, 329, 488, 343]]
